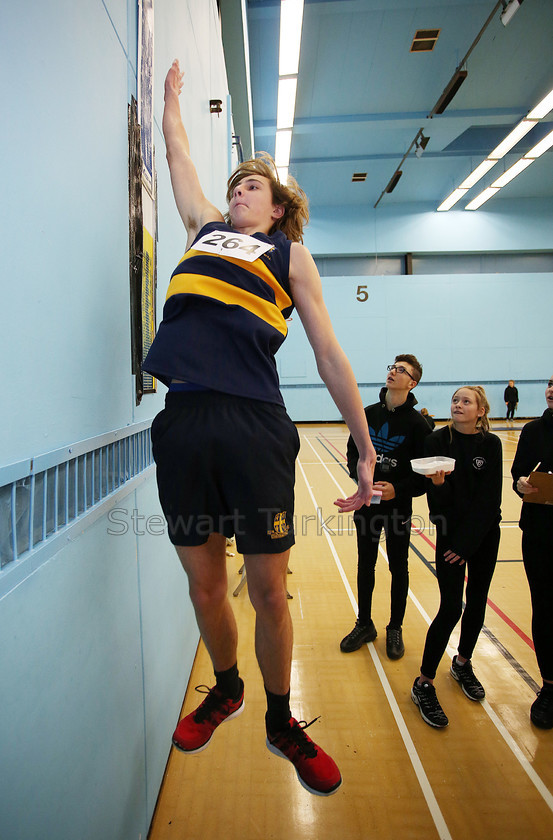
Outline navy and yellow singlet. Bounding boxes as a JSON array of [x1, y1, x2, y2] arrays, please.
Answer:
[[143, 222, 294, 405]]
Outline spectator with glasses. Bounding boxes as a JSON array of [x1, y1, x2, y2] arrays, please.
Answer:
[[511, 377, 553, 729], [342, 355, 431, 659]]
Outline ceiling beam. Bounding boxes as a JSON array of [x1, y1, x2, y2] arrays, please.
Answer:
[[253, 107, 526, 132]]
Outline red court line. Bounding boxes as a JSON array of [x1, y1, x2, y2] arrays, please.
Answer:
[[412, 527, 535, 651], [318, 432, 347, 460]]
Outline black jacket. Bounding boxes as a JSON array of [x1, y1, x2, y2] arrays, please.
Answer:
[[504, 386, 519, 403], [511, 408, 553, 534], [347, 388, 431, 512], [424, 426, 502, 559]]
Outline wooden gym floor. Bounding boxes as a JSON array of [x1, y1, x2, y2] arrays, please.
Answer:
[[148, 421, 553, 840]]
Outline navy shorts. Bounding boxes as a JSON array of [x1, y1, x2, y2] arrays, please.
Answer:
[[151, 390, 300, 554]]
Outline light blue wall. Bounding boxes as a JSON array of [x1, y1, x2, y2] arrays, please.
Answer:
[[304, 198, 553, 256], [0, 479, 198, 840], [1, 2, 229, 839], [2, 0, 230, 467], [278, 201, 553, 421]]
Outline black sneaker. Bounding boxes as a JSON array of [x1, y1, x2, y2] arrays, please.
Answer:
[[411, 678, 449, 728], [530, 685, 553, 729], [386, 624, 405, 660], [340, 620, 377, 652], [450, 656, 485, 701]]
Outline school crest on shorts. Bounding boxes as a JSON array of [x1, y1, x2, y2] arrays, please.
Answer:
[[268, 511, 289, 539]]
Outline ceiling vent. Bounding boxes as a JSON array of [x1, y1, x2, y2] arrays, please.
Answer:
[[410, 29, 440, 52], [352, 172, 367, 182]]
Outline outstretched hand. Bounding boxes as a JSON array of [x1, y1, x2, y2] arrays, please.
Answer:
[[165, 59, 184, 98], [334, 459, 374, 512]]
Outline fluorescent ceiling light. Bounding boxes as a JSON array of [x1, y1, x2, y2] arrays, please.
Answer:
[[488, 120, 537, 159], [277, 167, 289, 184], [277, 77, 298, 129], [500, 0, 522, 27], [527, 88, 553, 120], [525, 127, 553, 159], [437, 78, 552, 212], [437, 188, 469, 212], [279, 0, 304, 76], [465, 187, 499, 210], [459, 159, 498, 189], [491, 157, 534, 188], [275, 129, 292, 167]]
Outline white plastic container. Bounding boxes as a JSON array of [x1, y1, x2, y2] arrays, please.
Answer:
[[410, 456, 455, 476]]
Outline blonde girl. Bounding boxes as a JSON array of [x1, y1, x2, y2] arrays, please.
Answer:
[[411, 386, 502, 728]]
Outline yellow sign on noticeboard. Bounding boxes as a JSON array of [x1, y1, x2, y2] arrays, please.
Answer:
[[141, 225, 156, 393]]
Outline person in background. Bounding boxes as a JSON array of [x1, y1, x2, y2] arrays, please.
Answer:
[[504, 379, 519, 421], [511, 376, 553, 729], [143, 60, 376, 796], [420, 407, 435, 430], [411, 386, 502, 728], [341, 355, 431, 660]]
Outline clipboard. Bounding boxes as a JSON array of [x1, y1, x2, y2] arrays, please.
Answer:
[[524, 471, 553, 505]]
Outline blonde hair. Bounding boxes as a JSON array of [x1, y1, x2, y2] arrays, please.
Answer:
[[450, 385, 491, 434], [224, 152, 309, 243]]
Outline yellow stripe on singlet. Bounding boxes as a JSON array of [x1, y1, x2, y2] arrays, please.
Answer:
[[175, 248, 293, 312], [166, 274, 288, 336]]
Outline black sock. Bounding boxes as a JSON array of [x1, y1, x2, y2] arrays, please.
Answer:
[[265, 687, 291, 733], [214, 663, 242, 701]]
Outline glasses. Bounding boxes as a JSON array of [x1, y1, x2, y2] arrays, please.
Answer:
[[387, 364, 415, 379]]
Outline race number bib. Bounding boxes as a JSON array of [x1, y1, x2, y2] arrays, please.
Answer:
[[194, 231, 273, 263]]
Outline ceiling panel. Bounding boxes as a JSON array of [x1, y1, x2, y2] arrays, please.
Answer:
[[242, 0, 553, 211]]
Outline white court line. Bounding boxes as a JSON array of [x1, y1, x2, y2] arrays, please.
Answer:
[[296, 587, 304, 621], [297, 451, 452, 840], [383, 543, 553, 810], [302, 436, 553, 815]]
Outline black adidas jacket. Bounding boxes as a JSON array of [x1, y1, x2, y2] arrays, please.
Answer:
[[347, 387, 431, 511]]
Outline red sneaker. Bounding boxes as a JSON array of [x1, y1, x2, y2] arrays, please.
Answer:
[[266, 717, 342, 796], [172, 683, 244, 754]]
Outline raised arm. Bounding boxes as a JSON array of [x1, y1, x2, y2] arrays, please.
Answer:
[[289, 243, 376, 510], [163, 60, 223, 247]]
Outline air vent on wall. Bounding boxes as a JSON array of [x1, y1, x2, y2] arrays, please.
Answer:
[[352, 172, 367, 182], [410, 29, 440, 52]]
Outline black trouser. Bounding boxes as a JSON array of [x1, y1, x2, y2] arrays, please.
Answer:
[[522, 530, 553, 681], [353, 506, 411, 627], [506, 401, 516, 419], [421, 525, 500, 680]]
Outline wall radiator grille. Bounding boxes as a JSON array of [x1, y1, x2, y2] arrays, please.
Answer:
[[0, 423, 154, 569]]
